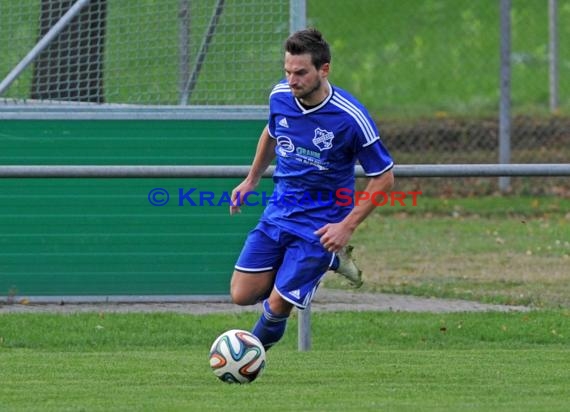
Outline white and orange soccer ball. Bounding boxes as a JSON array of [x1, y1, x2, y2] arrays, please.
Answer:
[[208, 329, 266, 384]]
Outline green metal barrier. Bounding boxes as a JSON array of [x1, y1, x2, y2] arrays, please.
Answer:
[[0, 119, 269, 297]]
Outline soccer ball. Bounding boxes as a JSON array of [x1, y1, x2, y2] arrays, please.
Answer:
[[208, 329, 266, 384]]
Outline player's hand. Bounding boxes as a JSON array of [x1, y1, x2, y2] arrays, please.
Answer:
[[230, 180, 257, 215], [314, 222, 353, 253]]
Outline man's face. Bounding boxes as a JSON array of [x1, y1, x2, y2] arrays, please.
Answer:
[[284, 52, 329, 102]]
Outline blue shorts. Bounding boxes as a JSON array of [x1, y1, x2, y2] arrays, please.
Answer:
[[235, 220, 334, 309]]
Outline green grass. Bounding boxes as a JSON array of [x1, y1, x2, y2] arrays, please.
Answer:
[[312, 0, 570, 118], [1, 312, 569, 411], [354, 194, 570, 218], [1, 0, 569, 115], [324, 195, 570, 308]]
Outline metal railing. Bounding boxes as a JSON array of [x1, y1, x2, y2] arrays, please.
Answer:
[[2, 163, 569, 351], [1, 164, 569, 178]]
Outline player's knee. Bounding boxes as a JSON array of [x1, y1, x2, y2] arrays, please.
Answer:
[[266, 295, 293, 317], [230, 270, 273, 306], [231, 284, 273, 306], [230, 287, 256, 306], [230, 282, 262, 306]]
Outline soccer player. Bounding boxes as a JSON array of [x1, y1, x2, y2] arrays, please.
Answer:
[[229, 28, 394, 350]]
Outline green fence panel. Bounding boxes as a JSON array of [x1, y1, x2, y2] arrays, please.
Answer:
[[0, 120, 269, 297]]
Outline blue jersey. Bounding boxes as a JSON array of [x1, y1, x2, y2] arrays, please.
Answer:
[[262, 80, 394, 242]]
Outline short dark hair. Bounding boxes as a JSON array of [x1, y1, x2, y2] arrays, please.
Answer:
[[284, 28, 331, 69]]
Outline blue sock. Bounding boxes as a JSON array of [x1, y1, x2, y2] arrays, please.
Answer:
[[252, 300, 289, 350], [330, 254, 339, 270]]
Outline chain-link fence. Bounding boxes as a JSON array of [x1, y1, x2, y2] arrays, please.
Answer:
[[312, 1, 569, 116], [315, 1, 569, 154], [307, 0, 570, 195], [3, 1, 568, 112], [0, 0, 289, 105], [1, 0, 569, 195]]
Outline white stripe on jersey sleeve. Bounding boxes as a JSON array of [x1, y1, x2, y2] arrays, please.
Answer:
[[333, 93, 377, 138], [362, 136, 380, 147], [365, 162, 394, 177], [330, 94, 378, 145], [267, 126, 276, 138], [270, 83, 291, 97]]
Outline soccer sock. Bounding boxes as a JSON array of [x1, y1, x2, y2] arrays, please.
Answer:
[[330, 254, 340, 271], [252, 299, 289, 351]]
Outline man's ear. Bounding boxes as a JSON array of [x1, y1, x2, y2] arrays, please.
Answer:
[[320, 62, 330, 77]]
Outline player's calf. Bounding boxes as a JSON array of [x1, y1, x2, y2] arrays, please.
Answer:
[[252, 299, 290, 350]]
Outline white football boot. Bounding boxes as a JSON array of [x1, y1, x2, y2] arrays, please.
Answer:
[[335, 245, 363, 288]]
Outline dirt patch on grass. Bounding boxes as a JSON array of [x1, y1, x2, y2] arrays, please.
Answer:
[[0, 287, 531, 314], [354, 253, 570, 307]]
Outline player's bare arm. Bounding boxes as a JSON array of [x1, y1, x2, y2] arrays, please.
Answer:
[[314, 169, 395, 252], [230, 126, 277, 215]]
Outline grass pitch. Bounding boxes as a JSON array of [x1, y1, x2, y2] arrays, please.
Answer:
[[324, 195, 570, 308], [1, 311, 569, 411]]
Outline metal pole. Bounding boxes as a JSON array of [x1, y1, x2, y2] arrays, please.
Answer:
[[297, 303, 311, 352], [549, 0, 559, 113], [1, 164, 570, 178], [0, 0, 93, 96], [289, 0, 309, 352], [179, 0, 225, 105], [179, 0, 191, 105], [499, 0, 511, 193], [289, 0, 307, 33]]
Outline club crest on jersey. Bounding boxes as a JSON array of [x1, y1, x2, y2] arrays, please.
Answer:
[[312, 128, 335, 151]]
